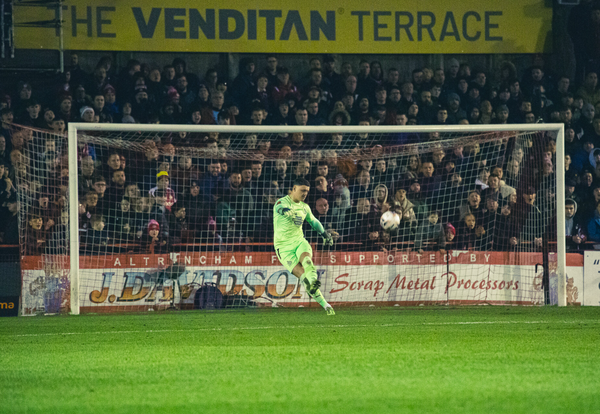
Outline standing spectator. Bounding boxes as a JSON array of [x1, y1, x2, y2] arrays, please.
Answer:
[[21, 99, 46, 128], [565, 198, 587, 250], [109, 198, 135, 243], [141, 219, 168, 253], [511, 187, 544, 250], [86, 66, 109, 98], [68, 54, 88, 90], [92, 93, 113, 123], [0, 135, 8, 164], [116, 59, 141, 103], [456, 190, 484, 223], [1, 196, 18, 244], [14, 82, 33, 119], [244, 74, 270, 118], [577, 72, 600, 106], [176, 75, 198, 115], [261, 55, 279, 88], [162, 65, 177, 88], [57, 96, 73, 124], [81, 215, 109, 252], [201, 91, 235, 125], [323, 55, 343, 98], [577, 104, 596, 137], [414, 210, 446, 253], [346, 197, 380, 249], [455, 213, 485, 250], [231, 57, 256, 108], [168, 202, 192, 244], [149, 171, 177, 212], [147, 68, 168, 104], [25, 213, 47, 254], [480, 193, 511, 250], [350, 169, 372, 201], [271, 66, 301, 104], [549, 76, 571, 106], [106, 169, 127, 208], [419, 161, 441, 199], [173, 58, 201, 95], [269, 100, 293, 126]]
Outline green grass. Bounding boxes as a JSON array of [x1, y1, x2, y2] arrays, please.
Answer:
[[1, 307, 600, 414]]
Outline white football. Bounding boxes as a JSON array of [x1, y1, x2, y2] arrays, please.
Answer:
[[380, 211, 401, 231]]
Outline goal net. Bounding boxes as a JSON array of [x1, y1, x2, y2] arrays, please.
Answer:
[[14, 123, 566, 315]]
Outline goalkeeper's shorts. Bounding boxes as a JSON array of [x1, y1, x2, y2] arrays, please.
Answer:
[[274, 238, 312, 274]]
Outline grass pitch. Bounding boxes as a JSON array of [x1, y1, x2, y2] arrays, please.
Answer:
[[1, 307, 599, 414]]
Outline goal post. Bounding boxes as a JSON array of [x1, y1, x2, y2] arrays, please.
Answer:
[[68, 124, 80, 315], [15, 122, 566, 315]]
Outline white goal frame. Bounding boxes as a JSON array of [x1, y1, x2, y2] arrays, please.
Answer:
[[67, 123, 566, 314]]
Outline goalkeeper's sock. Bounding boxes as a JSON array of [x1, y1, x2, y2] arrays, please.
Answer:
[[300, 256, 329, 308], [310, 288, 330, 310], [300, 272, 328, 308], [300, 256, 318, 290], [301, 256, 316, 275]]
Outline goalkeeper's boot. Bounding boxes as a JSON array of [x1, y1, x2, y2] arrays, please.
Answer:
[[325, 305, 335, 316]]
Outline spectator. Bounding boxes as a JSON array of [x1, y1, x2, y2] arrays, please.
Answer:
[[175, 75, 198, 116], [455, 213, 485, 250], [21, 99, 45, 128], [81, 214, 109, 251], [245, 74, 270, 118], [141, 219, 168, 253], [269, 100, 293, 126], [91, 176, 108, 214], [149, 171, 177, 212], [168, 202, 192, 244], [414, 210, 445, 253], [311, 197, 336, 241], [261, 55, 279, 88], [172, 58, 201, 95], [576, 72, 600, 106], [347, 197, 380, 249], [419, 161, 441, 199], [565, 198, 586, 249], [217, 170, 254, 242], [271, 66, 301, 104], [1, 196, 18, 244], [182, 179, 211, 232], [587, 201, 600, 242], [231, 57, 256, 108], [371, 184, 389, 213], [456, 190, 484, 223], [294, 108, 308, 126], [446, 93, 466, 124], [511, 186, 543, 250], [106, 169, 127, 207]]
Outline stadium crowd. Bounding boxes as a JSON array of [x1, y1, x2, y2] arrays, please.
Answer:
[[0, 51, 598, 254]]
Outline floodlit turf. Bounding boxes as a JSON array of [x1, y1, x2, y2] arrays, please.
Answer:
[[1, 307, 600, 414]]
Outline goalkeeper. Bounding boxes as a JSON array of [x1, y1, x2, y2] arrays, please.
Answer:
[[273, 178, 335, 315]]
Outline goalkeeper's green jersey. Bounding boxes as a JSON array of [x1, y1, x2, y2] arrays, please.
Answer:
[[273, 195, 325, 248]]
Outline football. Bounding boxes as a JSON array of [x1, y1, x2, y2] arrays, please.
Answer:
[[380, 211, 401, 231]]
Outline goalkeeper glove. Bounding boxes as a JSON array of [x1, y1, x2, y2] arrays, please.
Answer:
[[321, 231, 334, 247]]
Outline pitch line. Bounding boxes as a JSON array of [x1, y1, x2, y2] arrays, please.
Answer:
[[4, 319, 598, 338]]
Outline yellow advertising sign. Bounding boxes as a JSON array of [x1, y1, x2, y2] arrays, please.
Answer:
[[14, 0, 552, 54]]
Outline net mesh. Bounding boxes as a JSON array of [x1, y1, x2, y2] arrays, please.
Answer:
[[14, 124, 560, 314]]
